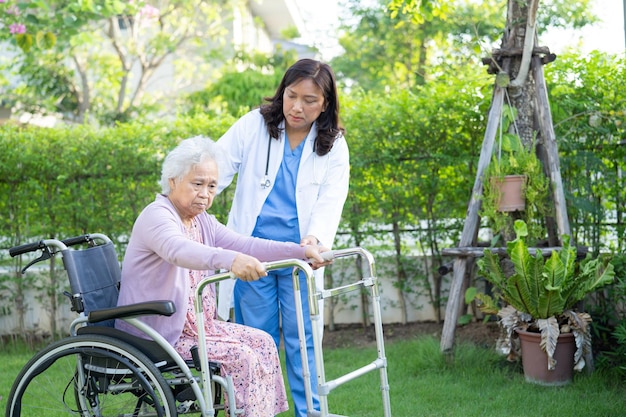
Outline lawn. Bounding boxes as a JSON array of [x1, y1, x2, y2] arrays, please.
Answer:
[[277, 332, 626, 417], [2, 334, 625, 417]]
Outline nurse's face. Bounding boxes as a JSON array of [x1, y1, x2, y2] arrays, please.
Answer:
[[283, 78, 327, 134], [168, 159, 218, 223]]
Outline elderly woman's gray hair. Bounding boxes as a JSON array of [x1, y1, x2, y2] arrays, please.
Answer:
[[160, 136, 222, 195]]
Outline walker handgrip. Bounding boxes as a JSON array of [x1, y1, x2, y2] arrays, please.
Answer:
[[322, 251, 335, 261], [309, 250, 335, 263], [9, 241, 45, 257]]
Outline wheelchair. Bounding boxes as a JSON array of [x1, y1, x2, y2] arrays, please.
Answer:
[[5, 233, 237, 417]]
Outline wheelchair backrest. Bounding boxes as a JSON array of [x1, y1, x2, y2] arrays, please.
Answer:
[[61, 240, 121, 327]]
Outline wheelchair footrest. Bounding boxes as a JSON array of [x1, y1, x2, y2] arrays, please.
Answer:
[[176, 387, 197, 402]]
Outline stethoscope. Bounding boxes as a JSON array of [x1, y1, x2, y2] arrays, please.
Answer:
[[260, 136, 272, 188], [259, 135, 329, 189]]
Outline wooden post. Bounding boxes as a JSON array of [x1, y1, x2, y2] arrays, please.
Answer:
[[532, 55, 571, 241], [440, 86, 504, 353]]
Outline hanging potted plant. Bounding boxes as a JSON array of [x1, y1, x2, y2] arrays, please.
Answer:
[[473, 220, 614, 385], [480, 104, 551, 244]]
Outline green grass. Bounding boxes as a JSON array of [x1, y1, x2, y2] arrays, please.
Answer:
[[1, 342, 36, 412], [280, 335, 626, 417], [3, 335, 625, 417]]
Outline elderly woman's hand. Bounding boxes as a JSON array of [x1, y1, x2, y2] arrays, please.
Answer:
[[231, 253, 268, 281]]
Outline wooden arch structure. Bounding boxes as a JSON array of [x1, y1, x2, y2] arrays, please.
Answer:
[[439, 0, 572, 353]]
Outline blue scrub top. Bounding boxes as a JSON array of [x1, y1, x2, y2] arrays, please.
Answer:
[[251, 136, 303, 243]]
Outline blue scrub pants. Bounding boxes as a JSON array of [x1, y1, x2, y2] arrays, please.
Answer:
[[234, 268, 319, 417]]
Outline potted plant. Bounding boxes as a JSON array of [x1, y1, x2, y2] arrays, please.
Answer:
[[473, 220, 615, 385], [480, 105, 551, 244]]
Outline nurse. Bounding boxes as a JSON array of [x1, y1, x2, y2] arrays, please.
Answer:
[[216, 58, 350, 417]]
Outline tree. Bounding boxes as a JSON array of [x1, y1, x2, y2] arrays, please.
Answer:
[[331, 0, 503, 91], [183, 48, 299, 117], [333, 0, 597, 93], [0, 0, 232, 124]]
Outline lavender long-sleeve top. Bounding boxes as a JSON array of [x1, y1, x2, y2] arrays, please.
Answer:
[[116, 194, 307, 345]]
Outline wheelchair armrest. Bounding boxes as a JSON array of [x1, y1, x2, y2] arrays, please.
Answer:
[[88, 300, 176, 324]]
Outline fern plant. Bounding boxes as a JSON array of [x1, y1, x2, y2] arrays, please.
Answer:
[[475, 220, 615, 371]]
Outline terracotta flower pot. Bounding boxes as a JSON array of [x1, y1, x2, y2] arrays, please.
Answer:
[[516, 328, 575, 386], [491, 174, 526, 212]]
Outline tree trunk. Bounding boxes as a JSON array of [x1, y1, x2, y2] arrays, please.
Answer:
[[503, 0, 537, 147], [392, 220, 408, 325], [48, 256, 58, 339]]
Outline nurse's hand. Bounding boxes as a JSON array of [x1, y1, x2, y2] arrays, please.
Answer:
[[231, 254, 268, 281], [300, 235, 320, 246], [304, 244, 333, 270]]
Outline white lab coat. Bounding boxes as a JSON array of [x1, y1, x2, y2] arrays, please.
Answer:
[[215, 109, 350, 319]]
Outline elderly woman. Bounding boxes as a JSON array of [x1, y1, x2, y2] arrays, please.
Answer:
[[115, 136, 329, 417]]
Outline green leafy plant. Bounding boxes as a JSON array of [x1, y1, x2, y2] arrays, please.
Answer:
[[475, 220, 615, 371], [480, 105, 551, 244]]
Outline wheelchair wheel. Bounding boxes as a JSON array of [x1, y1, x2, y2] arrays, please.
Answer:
[[6, 334, 177, 417]]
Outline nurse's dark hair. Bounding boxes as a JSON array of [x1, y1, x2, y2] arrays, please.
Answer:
[[260, 58, 344, 156]]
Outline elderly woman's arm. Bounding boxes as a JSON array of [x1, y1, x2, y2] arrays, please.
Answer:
[[211, 216, 328, 275], [135, 200, 325, 280]]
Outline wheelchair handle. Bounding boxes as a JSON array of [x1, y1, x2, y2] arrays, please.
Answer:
[[10, 233, 113, 257], [9, 241, 49, 257], [9, 234, 112, 274], [61, 234, 93, 247]]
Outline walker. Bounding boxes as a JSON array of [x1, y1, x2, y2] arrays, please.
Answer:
[[294, 247, 392, 417]]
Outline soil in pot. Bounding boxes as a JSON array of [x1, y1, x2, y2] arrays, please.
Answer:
[[516, 328, 575, 386]]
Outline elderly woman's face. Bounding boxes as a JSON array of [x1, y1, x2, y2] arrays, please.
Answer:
[[168, 159, 218, 222]]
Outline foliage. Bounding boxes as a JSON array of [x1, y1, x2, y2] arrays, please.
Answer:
[[387, 0, 597, 31], [340, 67, 490, 322], [475, 220, 615, 371], [332, 0, 504, 91], [0, 0, 232, 124], [534, 0, 598, 29], [0, 114, 236, 241], [480, 104, 551, 244], [545, 52, 626, 254], [587, 253, 626, 378], [334, 0, 594, 93], [610, 321, 626, 377], [0, 1, 58, 52], [182, 49, 298, 117]]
